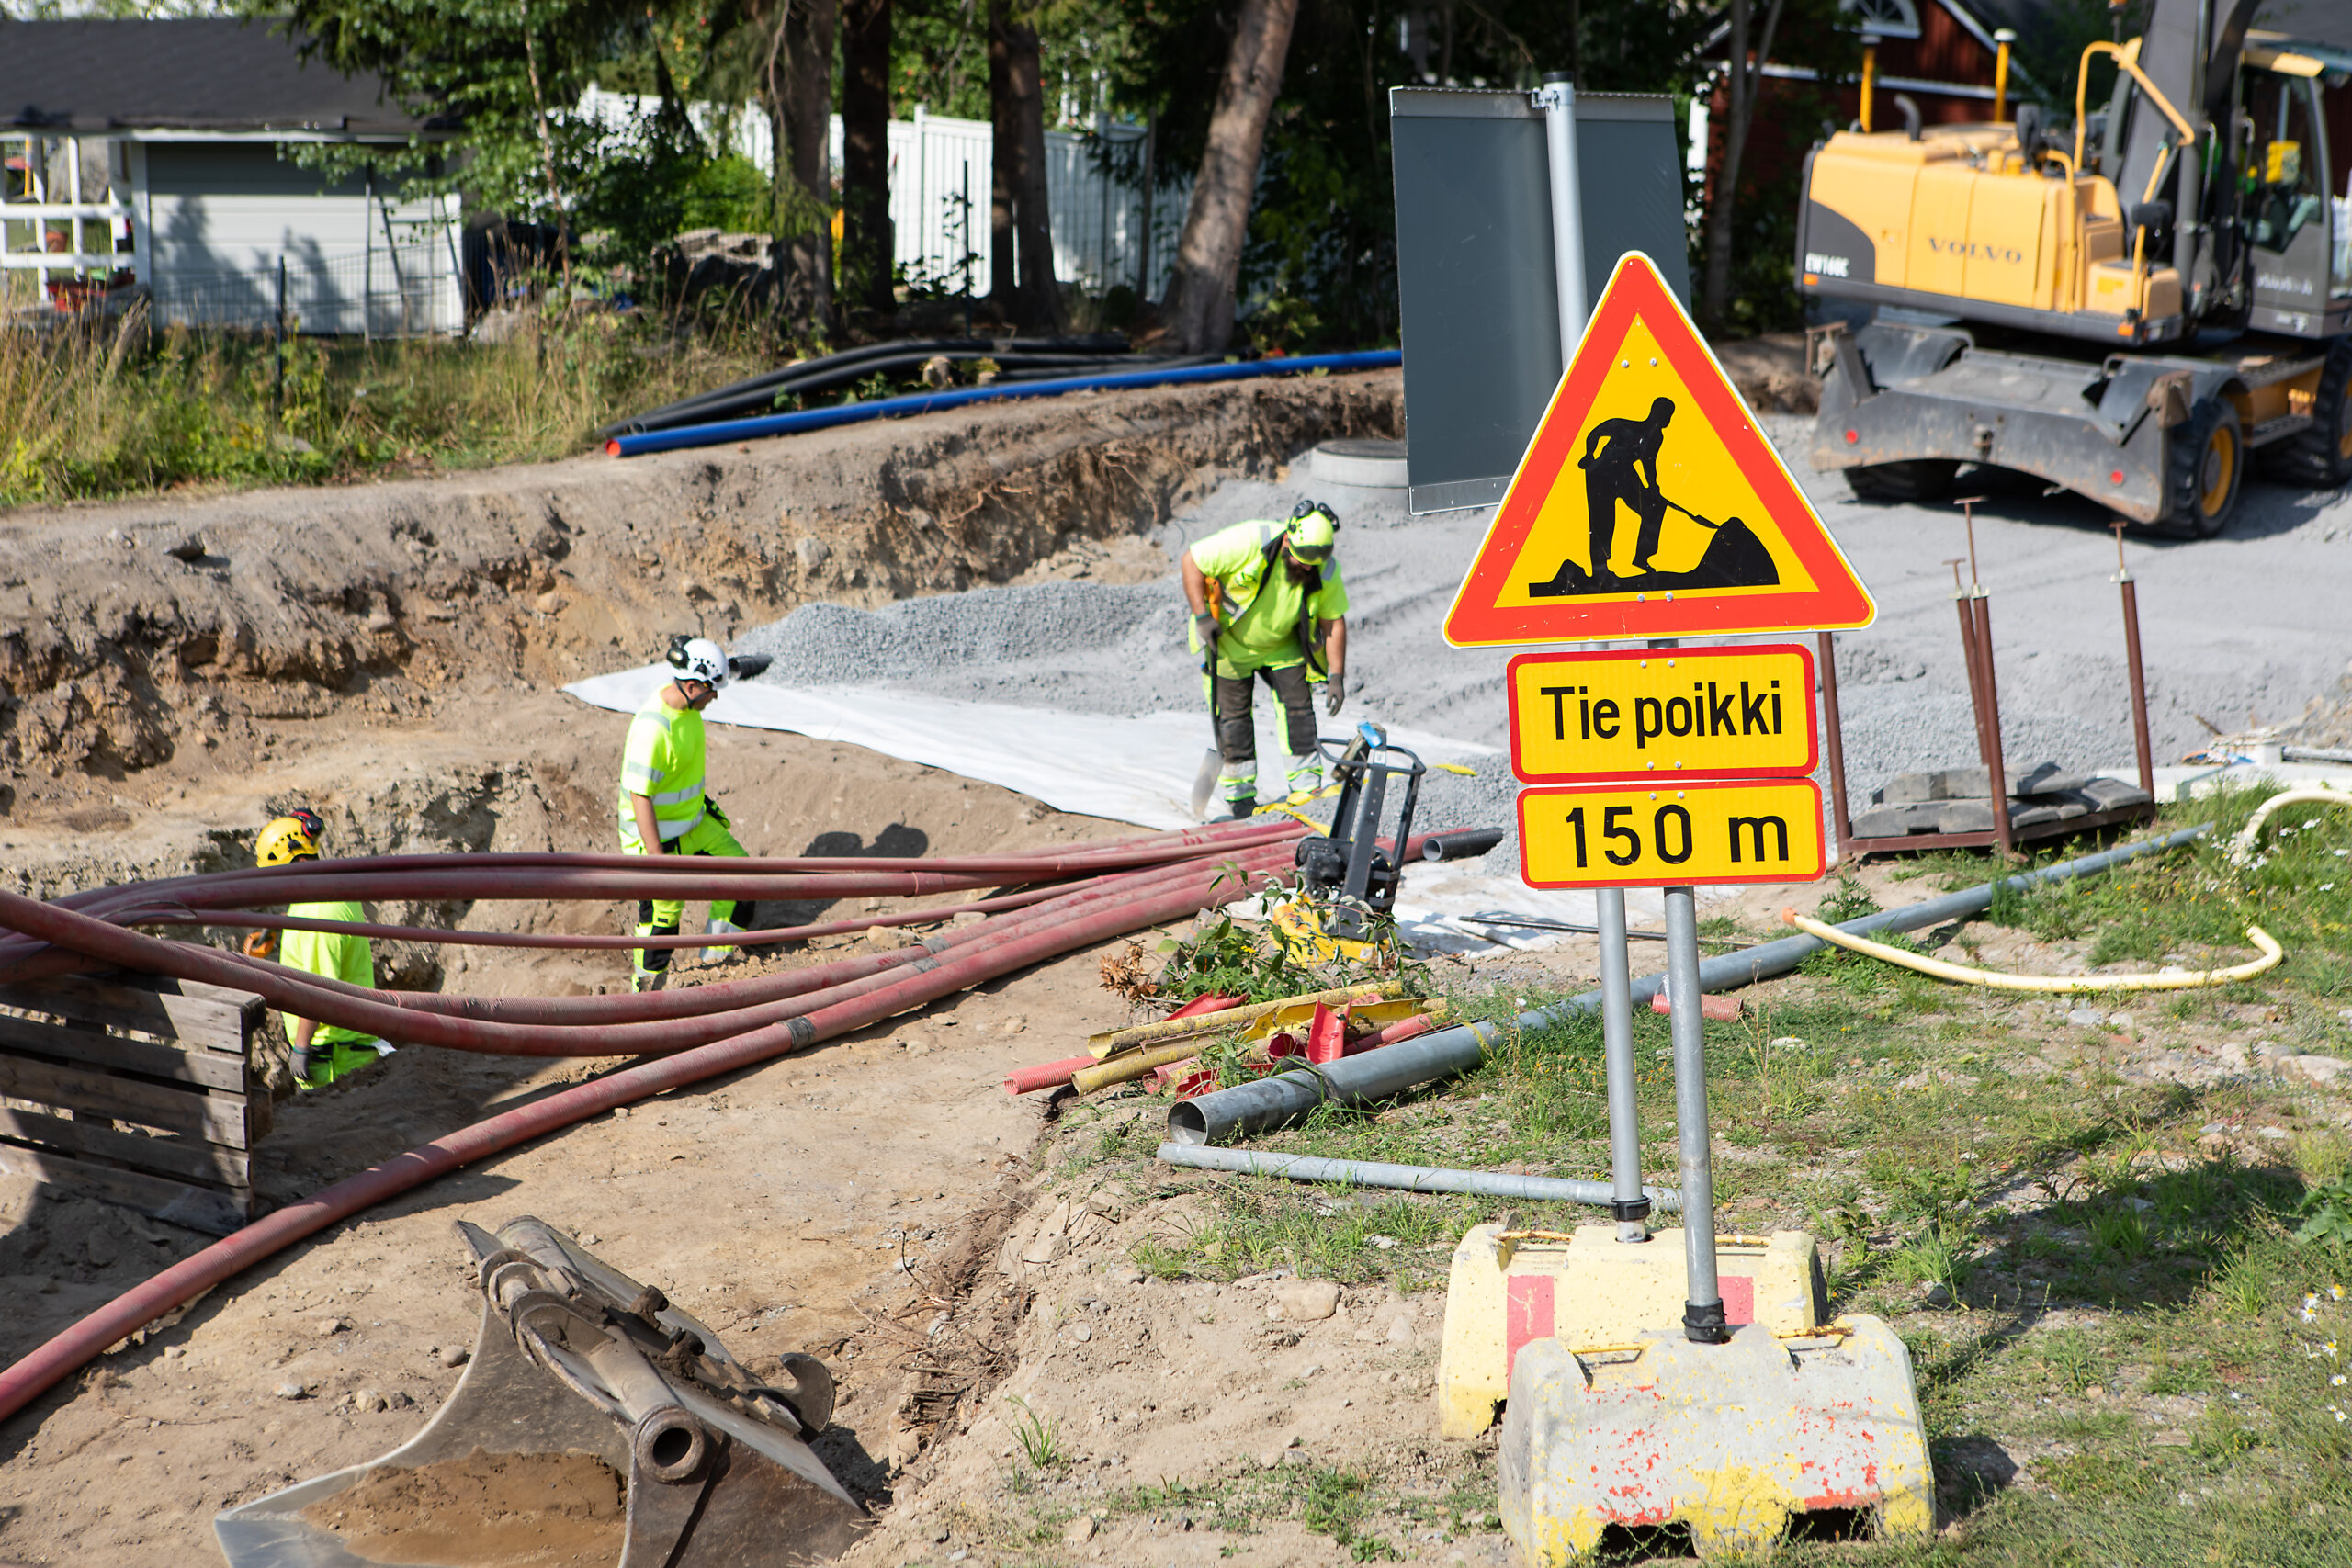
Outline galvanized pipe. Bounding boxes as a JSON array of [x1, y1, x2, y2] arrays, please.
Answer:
[[1165, 826, 2211, 1145], [1664, 885, 1724, 1341], [1155, 1143, 1681, 1210], [1596, 886, 1647, 1244]]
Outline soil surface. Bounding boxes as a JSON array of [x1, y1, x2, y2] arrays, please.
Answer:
[[297, 1450, 626, 1568], [5, 357, 2351, 1568]]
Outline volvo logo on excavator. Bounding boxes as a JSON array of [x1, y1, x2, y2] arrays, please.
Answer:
[[1924, 237, 2026, 264]]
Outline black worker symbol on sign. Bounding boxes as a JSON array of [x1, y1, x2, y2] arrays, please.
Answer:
[[1526, 395, 1782, 598]]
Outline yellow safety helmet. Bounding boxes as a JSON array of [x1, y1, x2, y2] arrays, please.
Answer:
[[1284, 501, 1338, 563], [256, 815, 320, 867]]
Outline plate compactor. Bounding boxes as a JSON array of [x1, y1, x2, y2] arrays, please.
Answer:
[[1436, 891, 1931, 1560], [1272, 722, 1501, 964], [215, 1217, 867, 1568]]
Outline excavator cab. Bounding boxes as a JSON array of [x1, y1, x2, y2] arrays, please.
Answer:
[[1798, 0, 2352, 536]]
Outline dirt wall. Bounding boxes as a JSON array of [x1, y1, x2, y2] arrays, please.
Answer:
[[0, 371, 1401, 800]]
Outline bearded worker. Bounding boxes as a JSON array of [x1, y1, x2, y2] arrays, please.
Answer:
[[1182, 501, 1350, 819]]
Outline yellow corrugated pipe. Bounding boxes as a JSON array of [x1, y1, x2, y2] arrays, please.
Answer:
[[2227, 786, 2352, 866], [1778, 908, 2281, 993]]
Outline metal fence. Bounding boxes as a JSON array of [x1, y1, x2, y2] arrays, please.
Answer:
[[149, 242, 462, 336], [576, 89, 1189, 299]]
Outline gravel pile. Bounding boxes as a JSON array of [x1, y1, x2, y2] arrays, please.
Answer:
[[731, 438, 2352, 878]]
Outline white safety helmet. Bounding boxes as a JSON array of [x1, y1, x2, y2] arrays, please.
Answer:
[[668, 636, 729, 687]]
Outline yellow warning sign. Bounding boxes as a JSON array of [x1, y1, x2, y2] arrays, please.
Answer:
[[1444, 254, 1874, 646], [1508, 645, 1818, 784], [1517, 779, 1826, 889]]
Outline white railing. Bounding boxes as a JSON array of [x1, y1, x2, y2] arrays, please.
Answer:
[[0, 133, 142, 285]]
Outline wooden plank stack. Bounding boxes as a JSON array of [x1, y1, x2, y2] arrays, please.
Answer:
[[0, 972, 266, 1235]]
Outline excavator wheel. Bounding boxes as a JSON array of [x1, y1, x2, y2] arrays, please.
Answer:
[[2267, 339, 2352, 491], [1842, 458, 1959, 505], [2161, 397, 2244, 539]]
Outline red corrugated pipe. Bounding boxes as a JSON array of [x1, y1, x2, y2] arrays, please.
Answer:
[[0, 851, 1296, 1427]]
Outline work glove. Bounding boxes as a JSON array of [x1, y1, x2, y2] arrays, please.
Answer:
[[1193, 611, 1221, 647], [242, 931, 275, 959], [1324, 671, 1347, 717], [706, 797, 730, 828]]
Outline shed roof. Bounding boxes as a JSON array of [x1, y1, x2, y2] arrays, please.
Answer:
[[0, 17, 437, 136]]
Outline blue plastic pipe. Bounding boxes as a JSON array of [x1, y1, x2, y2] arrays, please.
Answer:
[[604, 349, 1404, 457]]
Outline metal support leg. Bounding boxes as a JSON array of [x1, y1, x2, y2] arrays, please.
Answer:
[[1665, 885, 1725, 1342], [1596, 887, 1647, 1243]]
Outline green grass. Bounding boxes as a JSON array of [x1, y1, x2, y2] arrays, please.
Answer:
[[1018, 791, 2352, 1562], [0, 306, 785, 506]]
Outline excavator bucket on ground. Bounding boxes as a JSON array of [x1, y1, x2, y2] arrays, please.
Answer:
[[214, 1216, 868, 1568], [1497, 1318, 1933, 1562]]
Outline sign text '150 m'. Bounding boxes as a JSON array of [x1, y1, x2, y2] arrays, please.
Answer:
[[1516, 779, 1826, 889]]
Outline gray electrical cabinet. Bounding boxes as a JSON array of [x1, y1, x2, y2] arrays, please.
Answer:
[[1390, 88, 1690, 514]]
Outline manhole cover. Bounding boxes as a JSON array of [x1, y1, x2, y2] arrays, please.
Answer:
[[1311, 438, 1408, 488]]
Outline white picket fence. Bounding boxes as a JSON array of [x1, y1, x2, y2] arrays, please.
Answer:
[[576, 89, 1184, 299]]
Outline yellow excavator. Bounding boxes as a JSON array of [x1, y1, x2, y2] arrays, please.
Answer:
[[1798, 0, 2351, 536]]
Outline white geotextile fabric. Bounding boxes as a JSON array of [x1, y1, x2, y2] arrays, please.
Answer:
[[562, 665, 1651, 948]]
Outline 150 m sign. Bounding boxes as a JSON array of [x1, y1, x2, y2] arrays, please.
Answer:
[[1517, 779, 1826, 889]]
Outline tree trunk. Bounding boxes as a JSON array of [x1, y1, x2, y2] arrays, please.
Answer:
[[988, 0, 1058, 331], [1008, 17, 1058, 331], [842, 0, 894, 316], [783, 0, 839, 332], [1700, 0, 1784, 326], [989, 0, 1016, 307], [1159, 0, 1302, 353]]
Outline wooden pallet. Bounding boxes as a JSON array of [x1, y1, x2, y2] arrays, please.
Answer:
[[0, 971, 266, 1235]]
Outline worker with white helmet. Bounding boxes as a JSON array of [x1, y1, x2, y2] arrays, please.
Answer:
[[253, 808, 395, 1089], [1182, 501, 1350, 818], [616, 637, 764, 991]]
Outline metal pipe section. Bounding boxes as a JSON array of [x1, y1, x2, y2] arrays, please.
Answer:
[[1154, 1143, 1681, 1211], [1596, 887, 1647, 1244], [604, 351, 1403, 458], [1166, 826, 2211, 1145], [1664, 886, 1724, 1342], [0, 828, 1298, 1428], [1537, 70, 1589, 355]]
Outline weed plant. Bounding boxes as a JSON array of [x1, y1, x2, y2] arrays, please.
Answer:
[[0, 303, 780, 506]]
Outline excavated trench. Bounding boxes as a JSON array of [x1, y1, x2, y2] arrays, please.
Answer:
[[0, 373, 1397, 1567]]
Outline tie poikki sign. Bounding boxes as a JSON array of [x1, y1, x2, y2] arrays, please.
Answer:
[[1508, 645, 1818, 784]]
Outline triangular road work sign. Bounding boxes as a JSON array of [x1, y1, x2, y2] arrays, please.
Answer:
[[1443, 252, 1875, 647]]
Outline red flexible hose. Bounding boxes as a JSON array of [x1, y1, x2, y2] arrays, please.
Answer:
[[0, 852, 1296, 1427], [132, 869, 1118, 951], [0, 843, 1298, 1055]]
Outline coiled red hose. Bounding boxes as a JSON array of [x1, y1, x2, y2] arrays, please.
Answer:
[[0, 850, 1295, 1427]]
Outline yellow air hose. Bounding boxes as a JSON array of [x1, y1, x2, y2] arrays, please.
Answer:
[[2228, 786, 2352, 866], [1777, 908, 2282, 993]]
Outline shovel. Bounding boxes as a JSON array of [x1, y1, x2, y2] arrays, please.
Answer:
[[1187, 594, 1226, 819]]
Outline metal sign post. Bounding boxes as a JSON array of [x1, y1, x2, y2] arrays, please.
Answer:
[[1662, 879, 1726, 1341], [1536, 70, 1646, 1249]]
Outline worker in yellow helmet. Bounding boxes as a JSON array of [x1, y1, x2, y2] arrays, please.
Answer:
[[616, 637, 765, 992], [254, 809, 393, 1090], [1182, 501, 1350, 818]]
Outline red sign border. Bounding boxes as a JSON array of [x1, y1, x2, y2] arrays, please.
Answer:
[[1505, 643, 1820, 785], [1514, 778, 1827, 890], [1443, 253, 1876, 647]]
